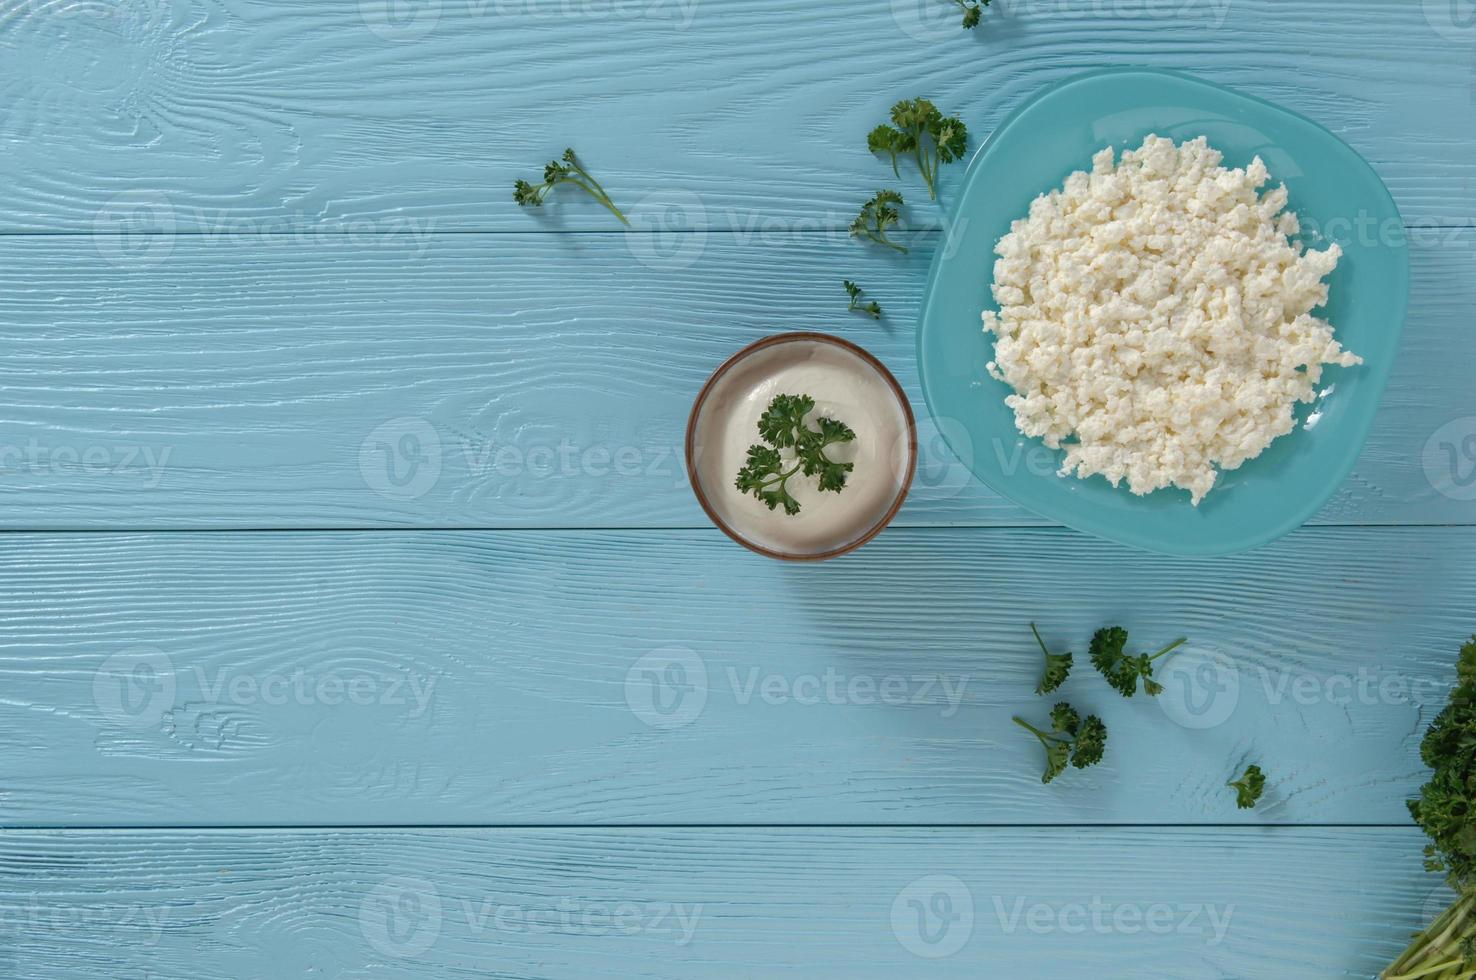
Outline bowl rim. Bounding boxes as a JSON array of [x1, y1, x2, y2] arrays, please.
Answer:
[[685, 331, 917, 562]]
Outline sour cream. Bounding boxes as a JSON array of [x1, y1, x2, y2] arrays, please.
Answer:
[[688, 334, 914, 559]]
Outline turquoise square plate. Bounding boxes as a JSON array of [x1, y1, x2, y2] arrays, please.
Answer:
[[916, 67, 1409, 556]]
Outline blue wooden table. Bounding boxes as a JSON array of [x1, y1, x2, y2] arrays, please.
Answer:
[[1, 0, 1473, 975]]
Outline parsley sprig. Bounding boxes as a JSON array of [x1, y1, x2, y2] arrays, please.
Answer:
[[1385, 637, 1476, 978], [1032, 622, 1073, 695], [952, 0, 989, 28], [514, 148, 628, 225], [851, 190, 908, 253], [1013, 703, 1107, 784], [844, 280, 882, 319], [734, 394, 856, 516], [867, 99, 969, 201], [1228, 764, 1266, 810], [1089, 626, 1187, 697]]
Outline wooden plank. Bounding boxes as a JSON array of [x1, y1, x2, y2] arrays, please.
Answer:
[[0, 827, 1438, 977], [1, 0, 1472, 232], [0, 231, 1467, 529], [0, 525, 1462, 826]]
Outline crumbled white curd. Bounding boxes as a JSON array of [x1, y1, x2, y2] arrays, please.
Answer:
[[981, 135, 1361, 504]]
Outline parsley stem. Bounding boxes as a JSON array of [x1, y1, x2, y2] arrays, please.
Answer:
[[1030, 622, 1050, 658], [1012, 716, 1064, 743], [863, 230, 908, 253], [1148, 637, 1188, 661], [753, 461, 803, 492], [562, 175, 629, 225]]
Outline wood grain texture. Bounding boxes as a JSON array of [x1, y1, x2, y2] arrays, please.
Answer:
[[0, 827, 1440, 978], [0, 525, 1463, 826], [0, 231, 1466, 528], [1, 0, 1472, 232]]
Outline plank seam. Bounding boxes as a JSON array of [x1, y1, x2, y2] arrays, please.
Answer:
[[2, 223, 1466, 239], [0, 823, 1424, 832], [0, 523, 1465, 534]]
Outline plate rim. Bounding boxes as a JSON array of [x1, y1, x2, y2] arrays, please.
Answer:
[[915, 66, 1410, 557]]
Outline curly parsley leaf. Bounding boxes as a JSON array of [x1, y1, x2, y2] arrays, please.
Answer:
[[1032, 623, 1073, 695], [734, 444, 800, 515], [867, 99, 969, 200], [843, 280, 882, 319], [1071, 715, 1108, 769], [757, 394, 815, 449], [1050, 702, 1080, 735], [735, 394, 856, 516], [1386, 637, 1476, 977], [1014, 703, 1108, 784], [1409, 636, 1476, 886], [867, 125, 909, 180], [952, 0, 988, 27], [514, 148, 628, 225], [1089, 626, 1186, 698], [1228, 764, 1266, 810], [805, 417, 857, 493], [851, 190, 908, 253]]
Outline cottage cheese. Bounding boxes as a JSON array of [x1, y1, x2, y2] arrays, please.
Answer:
[[981, 135, 1360, 504]]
